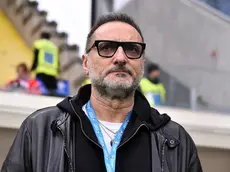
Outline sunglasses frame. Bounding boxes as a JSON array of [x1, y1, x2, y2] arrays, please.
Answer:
[[86, 40, 146, 59]]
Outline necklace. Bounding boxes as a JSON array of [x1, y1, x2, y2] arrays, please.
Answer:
[[99, 122, 116, 146], [98, 121, 116, 134]]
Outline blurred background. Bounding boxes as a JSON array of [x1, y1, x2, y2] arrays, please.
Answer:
[[0, 0, 230, 171]]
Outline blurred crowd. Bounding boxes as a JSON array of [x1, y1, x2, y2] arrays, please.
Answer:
[[1, 32, 69, 97]]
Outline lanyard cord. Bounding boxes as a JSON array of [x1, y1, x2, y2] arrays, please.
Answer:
[[86, 100, 132, 172], [99, 123, 116, 146]]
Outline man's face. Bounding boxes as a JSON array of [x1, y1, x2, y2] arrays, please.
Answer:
[[149, 70, 160, 80], [17, 67, 27, 79], [82, 21, 145, 99]]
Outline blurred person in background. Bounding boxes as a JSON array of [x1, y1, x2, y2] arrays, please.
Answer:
[[5, 63, 29, 92], [2, 13, 202, 172], [81, 74, 91, 86], [5, 63, 40, 94], [139, 63, 166, 107], [31, 32, 59, 96]]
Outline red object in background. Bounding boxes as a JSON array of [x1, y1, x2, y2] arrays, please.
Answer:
[[211, 49, 217, 57], [27, 80, 41, 94], [5, 79, 41, 95]]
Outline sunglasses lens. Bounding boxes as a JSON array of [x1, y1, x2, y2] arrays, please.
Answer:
[[98, 41, 118, 57], [123, 43, 143, 59], [96, 41, 145, 59]]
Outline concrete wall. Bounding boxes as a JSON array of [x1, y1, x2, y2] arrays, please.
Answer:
[[0, 128, 17, 169], [119, 0, 230, 109], [198, 147, 230, 172], [1, 128, 230, 171]]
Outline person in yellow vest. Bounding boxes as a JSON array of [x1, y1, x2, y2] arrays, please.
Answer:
[[31, 32, 59, 96], [139, 63, 166, 107], [81, 77, 91, 87]]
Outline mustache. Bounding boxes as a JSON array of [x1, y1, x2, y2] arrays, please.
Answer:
[[106, 66, 133, 76]]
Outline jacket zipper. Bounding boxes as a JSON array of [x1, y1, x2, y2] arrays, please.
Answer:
[[70, 100, 102, 148], [70, 100, 147, 149], [161, 139, 167, 172], [118, 124, 148, 149], [57, 125, 74, 172]]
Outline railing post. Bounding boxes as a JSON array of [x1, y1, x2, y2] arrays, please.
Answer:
[[190, 88, 197, 111]]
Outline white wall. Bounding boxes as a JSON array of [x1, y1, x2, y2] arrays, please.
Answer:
[[35, 0, 92, 55], [114, 0, 133, 11]]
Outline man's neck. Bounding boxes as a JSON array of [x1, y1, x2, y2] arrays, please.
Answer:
[[90, 88, 134, 123]]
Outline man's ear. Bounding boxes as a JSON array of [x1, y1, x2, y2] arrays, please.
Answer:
[[82, 54, 89, 75]]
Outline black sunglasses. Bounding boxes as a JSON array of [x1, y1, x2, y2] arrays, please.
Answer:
[[86, 40, 146, 59]]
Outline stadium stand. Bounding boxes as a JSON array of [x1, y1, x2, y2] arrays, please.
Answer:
[[0, 10, 32, 86], [0, 0, 85, 95]]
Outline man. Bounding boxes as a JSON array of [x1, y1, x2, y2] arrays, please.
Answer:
[[1, 13, 202, 172], [31, 32, 59, 96], [81, 77, 91, 86], [81, 75, 91, 86], [5, 63, 30, 92], [140, 63, 166, 107]]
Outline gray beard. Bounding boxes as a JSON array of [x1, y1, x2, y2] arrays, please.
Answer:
[[91, 77, 141, 100], [88, 60, 144, 100]]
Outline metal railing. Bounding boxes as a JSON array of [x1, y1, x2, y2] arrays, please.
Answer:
[[198, 0, 230, 16]]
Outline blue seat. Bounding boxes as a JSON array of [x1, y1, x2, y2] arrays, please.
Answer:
[[36, 78, 70, 97]]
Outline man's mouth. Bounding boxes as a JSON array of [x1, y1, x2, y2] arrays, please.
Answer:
[[112, 70, 127, 73], [107, 69, 132, 76]]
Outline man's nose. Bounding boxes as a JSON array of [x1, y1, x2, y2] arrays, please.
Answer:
[[112, 46, 128, 64]]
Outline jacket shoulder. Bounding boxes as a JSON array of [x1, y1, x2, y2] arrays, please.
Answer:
[[22, 106, 64, 131], [150, 108, 191, 141], [163, 120, 182, 139], [163, 120, 191, 139], [162, 120, 202, 171], [162, 119, 197, 150], [28, 106, 62, 119]]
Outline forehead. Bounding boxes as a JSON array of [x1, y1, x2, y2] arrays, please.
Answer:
[[93, 21, 143, 42]]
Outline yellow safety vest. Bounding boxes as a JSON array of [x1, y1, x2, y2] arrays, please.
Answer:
[[81, 78, 91, 86], [139, 78, 166, 107], [33, 39, 59, 77]]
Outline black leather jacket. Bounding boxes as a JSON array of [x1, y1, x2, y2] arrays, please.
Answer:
[[1, 85, 202, 172]]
